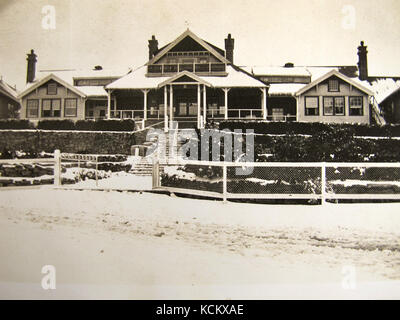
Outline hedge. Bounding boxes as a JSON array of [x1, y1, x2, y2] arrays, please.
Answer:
[[0, 120, 34, 129], [217, 121, 400, 137], [0, 119, 136, 131]]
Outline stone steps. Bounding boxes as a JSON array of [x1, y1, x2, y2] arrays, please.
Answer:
[[129, 129, 188, 176]]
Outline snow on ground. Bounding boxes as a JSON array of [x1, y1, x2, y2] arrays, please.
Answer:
[[0, 188, 399, 299], [69, 172, 153, 190]]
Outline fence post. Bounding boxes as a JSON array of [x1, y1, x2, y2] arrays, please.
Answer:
[[152, 157, 160, 189], [223, 163, 227, 203], [95, 156, 98, 188], [321, 162, 326, 205], [54, 149, 61, 186]]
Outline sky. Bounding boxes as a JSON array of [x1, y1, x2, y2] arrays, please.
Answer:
[[1, 0, 400, 91]]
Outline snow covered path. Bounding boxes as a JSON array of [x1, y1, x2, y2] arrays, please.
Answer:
[[0, 188, 399, 299]]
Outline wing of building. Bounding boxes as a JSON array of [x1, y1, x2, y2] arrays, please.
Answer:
[[18, 50, 129, 122], [0, 77, 20, 119]]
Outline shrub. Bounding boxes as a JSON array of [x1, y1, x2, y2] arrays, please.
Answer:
[[36, 119, 136, 131], [37, 120, 75, 130], [0, 119, 34, 129]]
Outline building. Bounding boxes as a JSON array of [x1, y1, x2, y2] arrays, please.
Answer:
[[17, 33, 397, 127], [18, 50, 128, 122], [106, 29, 268, 129], [0, 77, 20, 119]]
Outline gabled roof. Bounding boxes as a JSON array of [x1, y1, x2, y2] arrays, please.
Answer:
[[146, 29, 230, 65], [157, 70, 212, 88], [295, 69, 373, 96], [18, 73, 86, 99], [0, 79, 19, 103]]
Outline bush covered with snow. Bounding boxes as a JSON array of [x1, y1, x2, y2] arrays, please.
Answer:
[[218, 121, 400, 137], [260, 127, 400, 162]]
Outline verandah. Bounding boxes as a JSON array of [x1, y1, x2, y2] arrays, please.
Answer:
[[107, 85, 267, 128]]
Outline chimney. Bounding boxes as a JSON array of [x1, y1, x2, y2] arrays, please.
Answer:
[[148, 35, 158, 60], [357, 41, 368, 81], [26, 49, 37, 83], [224, 34, 234, 64]]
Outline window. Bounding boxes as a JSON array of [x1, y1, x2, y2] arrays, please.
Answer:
[[328, 79, 339, 92], [305, 96, 319, 116], [47, 83, 57, 95], [27, 99, 39, 118], [64, 98, 77, 117], [323, 97, 334, 115], [349, 96, 363, 116], [323, 97, 345, 116], [42, 99, 61, 117]]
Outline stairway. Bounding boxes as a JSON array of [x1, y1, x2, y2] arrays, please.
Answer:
[[371, 97, 386, 125], [129, 128, 188, 176]]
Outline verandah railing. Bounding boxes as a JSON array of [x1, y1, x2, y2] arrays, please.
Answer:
[[110, 108, 267, 120], [153, 159, 400, 203]]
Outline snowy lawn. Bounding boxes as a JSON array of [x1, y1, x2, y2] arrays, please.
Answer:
[[0, 188, 399, 299]]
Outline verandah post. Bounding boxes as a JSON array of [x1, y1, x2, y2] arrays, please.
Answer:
[[223, 88, 230, 120], [164, 85, 168, 132], [53, 149, 61, 186]]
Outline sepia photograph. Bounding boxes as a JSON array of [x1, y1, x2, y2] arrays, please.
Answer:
[[0, 0, 400, 303]]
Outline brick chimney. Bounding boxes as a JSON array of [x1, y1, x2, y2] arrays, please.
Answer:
[[26, 49, 37, 83], [148, 35, 159, 60], [224, 34, 234, 64], [357, 41, 368, 81]]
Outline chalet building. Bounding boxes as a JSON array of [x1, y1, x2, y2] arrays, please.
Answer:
[[245, 41, 399, 125], [18, 50, 127, 122], [17, 32, 398, 127], [0, 77, 20, 119], [106, 30, 268, 129]]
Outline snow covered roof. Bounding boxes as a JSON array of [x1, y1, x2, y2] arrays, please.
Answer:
[[20, 68, 129, 92], [268, 83, 306, 96], [18, 68, 129, 99], [107, 65, 267, 90], [0, 78, 19, 103], [367, 78, 400, 104], [296, 69, 373, 96], [106, 66, 168, 90], [77, 86, 108, 97]]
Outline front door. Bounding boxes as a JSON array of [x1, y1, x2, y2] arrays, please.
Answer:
[[174, 87, 197, 117]]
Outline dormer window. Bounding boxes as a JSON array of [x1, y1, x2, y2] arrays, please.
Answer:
[[47, 82, 57, 95], [328, 79, 339, 92]]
